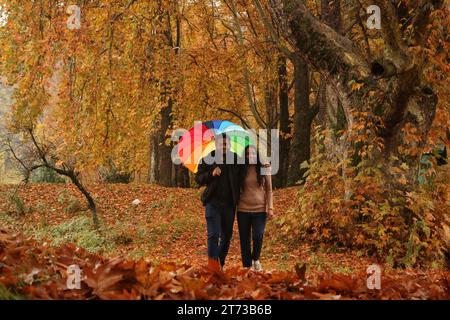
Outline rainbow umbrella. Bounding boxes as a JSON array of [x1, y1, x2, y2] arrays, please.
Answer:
[[177, 120, 254, 173]]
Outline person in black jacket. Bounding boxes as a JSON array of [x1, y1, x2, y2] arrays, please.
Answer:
[[195, 133, 242, 271]]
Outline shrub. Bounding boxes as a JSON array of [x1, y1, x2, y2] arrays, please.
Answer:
[[57, 190, 83, 214], [0, 284, 26, 300], [31, 167, 66, 183], [30, 216, 111, 253], [65, 198, 83, 214], [99, 165, 133, 184], [8, 192, 28, 216], [29, 216, 144, 255], [276, 129, 449, 268]]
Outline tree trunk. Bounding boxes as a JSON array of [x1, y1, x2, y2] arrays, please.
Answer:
[[287, 56, 316, 185], [172, 163, 190, 187], [270, 0, 439, 192], [26, 128, 100, 226], [148, 5, 183, 188], [69, 172, 98, 226], [317, 0, 347, 159], [156, 97, 174, 187], [273, 55, 291, 188], [148, 134, 157, 183]]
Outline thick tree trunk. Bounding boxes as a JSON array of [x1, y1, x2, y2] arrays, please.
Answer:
[[172, 163, 190, 187], [273, 55, 291, 188], [317, 0, 347, 159], [270, 0, 439, 191], [155, 97, 174, 187], [264, 79, 277, 128], [288, 56, 315, 185], [148, 6, 184, 188], [147, 94, 173, 187]]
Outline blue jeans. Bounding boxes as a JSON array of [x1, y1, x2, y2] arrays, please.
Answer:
[[205, 202, 236, 266], [237, 212, 267, 268]]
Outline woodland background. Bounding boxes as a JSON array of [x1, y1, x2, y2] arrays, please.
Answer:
[[0, 0, 449, 299]]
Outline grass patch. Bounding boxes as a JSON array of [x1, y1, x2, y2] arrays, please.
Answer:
[[27, 215, 131, 254], [7, 192, 30, 216], [0, 284, 27, 300], [147, 195, 176, 211], [171, 216, 201, 240], [0, 210, 18, 229]]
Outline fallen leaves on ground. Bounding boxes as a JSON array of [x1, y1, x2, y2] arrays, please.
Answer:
[[1, 229, 449, 300], [0, 184, 310, 269]]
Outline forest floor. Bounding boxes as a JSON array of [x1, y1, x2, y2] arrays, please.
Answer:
[[0, 184, 449, 299]]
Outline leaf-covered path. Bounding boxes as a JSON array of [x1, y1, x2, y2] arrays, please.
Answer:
[[0, 184, 365, 271], [0, 184, 449, 299], [1, 227, 449, 300]]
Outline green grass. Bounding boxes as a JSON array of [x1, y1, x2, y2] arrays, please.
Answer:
[[128, 247, 146, 260], [0, 210, 19, 230], [0, 284, 27, 300], [1, 202, 202, 260], [8, 192, 29, 216], [147, 195, 176, 212], [28, 215, 113, 253]]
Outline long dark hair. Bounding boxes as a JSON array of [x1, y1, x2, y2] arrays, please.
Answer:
[[240, 145, 264, 190]]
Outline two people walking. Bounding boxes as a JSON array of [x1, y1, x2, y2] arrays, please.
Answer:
[[195, 133, 273, 272]]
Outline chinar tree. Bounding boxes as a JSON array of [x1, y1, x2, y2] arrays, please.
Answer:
[[265, 0, 449, 266]]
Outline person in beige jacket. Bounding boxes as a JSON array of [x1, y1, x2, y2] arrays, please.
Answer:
[[237, 146, 274, 271]]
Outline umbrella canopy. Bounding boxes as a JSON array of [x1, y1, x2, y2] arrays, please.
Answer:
[[177, 120, 254, 173]]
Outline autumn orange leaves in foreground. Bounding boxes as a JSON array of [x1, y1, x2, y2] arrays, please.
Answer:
[[0, 229, 448, 300]]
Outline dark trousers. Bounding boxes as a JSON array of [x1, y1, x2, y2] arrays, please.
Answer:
[[237, 212, 267, 268], [205, 202, 235, 266]]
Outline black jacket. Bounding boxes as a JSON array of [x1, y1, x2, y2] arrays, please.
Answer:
[[195, 151, 241, 207]]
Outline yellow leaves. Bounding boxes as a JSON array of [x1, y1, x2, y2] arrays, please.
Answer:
[[355, 234, 365, 245], [397, 176, 408, 185], [350, 81, 364, 92], [1, 0, 184, 172]]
